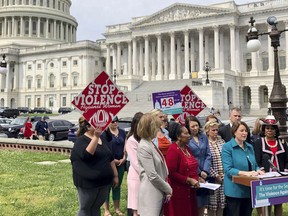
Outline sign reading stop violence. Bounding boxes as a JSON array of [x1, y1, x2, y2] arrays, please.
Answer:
[[173, 85, 206, 125], [72, 71, 129, 130]]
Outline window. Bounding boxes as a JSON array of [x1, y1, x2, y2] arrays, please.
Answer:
[[7, 0, 9, 5], [58, 1, 60, 10], [28, 64, 32, 70], [33, 0, 36, 5], [40, 0, 43, 6], [73, 76, 78, 87], [53, 0, 55, 8], [50, 62, 54, 68], [32, 21, 37, 35], [37, 63, 41, 69], [27, 80, 32, 89], [19, 0, 22, 4], [12, 0, 15, 5], [73, 60, 78, 66], [62, 77, 67, 87], [27, 98, 31, 107], [62, 61, 67, 67], [40, 21, 44, 35], [17, 20, 20, 35], [24, 21, 29, 34], [49, 97, 53, 107], [62, 96, 66, 106], [49, 74, 55, 88], [47, 0, 49, 7], [280, 56, 286, 70], [262, 57, 269, 71], [246, 59, 252, 72], [37, 79, 41, 88], [26, 0, 29, 5]]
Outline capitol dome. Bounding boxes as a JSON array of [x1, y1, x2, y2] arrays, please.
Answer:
[[0, 0, 77, 47]]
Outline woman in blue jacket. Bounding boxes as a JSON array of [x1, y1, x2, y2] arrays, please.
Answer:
[[222, 121, 264, 216]]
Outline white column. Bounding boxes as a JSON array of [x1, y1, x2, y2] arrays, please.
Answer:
[[54, 20, 57, 39], [164, 39, 169, 80], [251, 52, 259, 74], [214, 26, 220, 69], [267, 25, 274, 73], [190, 33, 195, 73], [132, 37, 137, 76], [5, 63, 10, 91], [29, 16, 32, 37], [144, 35, 150, 80], [169, 32, 176, 80], [286, 21, 288, 71], [12, 17, 15, 37], [65, 23, 69, 42], [198, 28, 204, 72], [61, 21, 64, 41], [139, 40, 144, 77], [156, 34, 163, 80], [220, 30, 224, 70], [46, 18, 49, 38], [14, 64, 19, 90], [106, 44, 111, 76], [20, 16, 24, 37], [112, 44, 117, 71], [204, 34, 209, 63], [116, 42, 121, 74], [235, 27, 240, 72], [230, 24, 236, 71], [176, 38, 181, 79], [127, 40, 132, 76], [7, 19, 11, 37], [3, 17, 7, 37], [151, 40, 156, 80], [37, 17, 41, 37], [183, 30, 190, 79]]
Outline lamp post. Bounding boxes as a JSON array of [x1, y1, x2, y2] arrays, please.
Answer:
[[204, 62, 210, 85], [112, 69, 117, 84], [0, 54, 7, 74], [247, 16, 288, 139]]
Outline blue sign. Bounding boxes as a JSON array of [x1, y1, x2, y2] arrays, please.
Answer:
[[251, 176, 288, 208], [152, 90, 183, 115]]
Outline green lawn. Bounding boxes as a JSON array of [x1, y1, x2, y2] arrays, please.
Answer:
[[0, 150, 127, 216], [0, 149, 287, 216]]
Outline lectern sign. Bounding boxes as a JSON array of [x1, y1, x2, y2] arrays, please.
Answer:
[[173, 85, 206, 125], [72, 71, 129, 130]]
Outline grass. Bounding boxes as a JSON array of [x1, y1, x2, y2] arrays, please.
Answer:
[[0, 150, 127, 216], [0, 149, 287, 216]]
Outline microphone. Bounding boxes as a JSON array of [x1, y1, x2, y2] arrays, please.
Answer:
[[262, 154, 271, 172], [267, 158, 288, 176]]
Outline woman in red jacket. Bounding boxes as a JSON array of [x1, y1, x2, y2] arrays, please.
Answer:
[[165, 122, 200, 216], [24, 116, 33, 139]]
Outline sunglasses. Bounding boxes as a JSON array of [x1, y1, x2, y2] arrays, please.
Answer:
[[111, 121, 118, 123]]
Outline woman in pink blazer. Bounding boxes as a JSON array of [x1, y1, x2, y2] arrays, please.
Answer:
[[126, 112, 143, 216]]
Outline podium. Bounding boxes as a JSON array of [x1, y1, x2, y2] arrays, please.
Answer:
[[233, 175, 288, 216]]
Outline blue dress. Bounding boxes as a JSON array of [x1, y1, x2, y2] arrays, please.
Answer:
[[188, 132, 212, 207]]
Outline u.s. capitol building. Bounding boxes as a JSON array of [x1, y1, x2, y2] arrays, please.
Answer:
[[0, 0, 287, 114]]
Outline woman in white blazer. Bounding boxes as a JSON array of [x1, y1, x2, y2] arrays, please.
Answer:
[[137, 113, 172, 216]]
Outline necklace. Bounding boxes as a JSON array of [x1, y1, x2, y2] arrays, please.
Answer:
[[265, 137, 278, 148], [176, 143, 191, 158]]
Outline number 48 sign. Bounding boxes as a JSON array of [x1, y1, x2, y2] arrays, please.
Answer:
[[152, 90, 182, 115], [161, 97, 175, 108]]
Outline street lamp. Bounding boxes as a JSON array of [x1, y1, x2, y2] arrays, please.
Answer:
[[246, 16, 288, 139], [0, 54, 7, 74], [204, 62, 210, 85], [112, 69, 117, 84]]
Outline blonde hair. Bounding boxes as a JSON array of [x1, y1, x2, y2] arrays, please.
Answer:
[[252, 118, 263, 135], [149, 108, 163, 117], [137, 113, 161, 140], [76, 116, 86, 137], [204, 120, 219, 134]]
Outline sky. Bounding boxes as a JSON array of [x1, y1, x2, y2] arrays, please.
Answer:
[[70, 0, 261, 41]]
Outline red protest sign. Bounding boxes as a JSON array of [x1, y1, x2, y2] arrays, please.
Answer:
[[173, 85, 206, 125], [71, 71, 129, 130]]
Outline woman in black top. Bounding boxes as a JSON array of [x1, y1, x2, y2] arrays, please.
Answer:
[[70, 119, 118, 216]]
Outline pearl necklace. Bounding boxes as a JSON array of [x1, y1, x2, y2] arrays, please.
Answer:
[[265, 137, 278, 148], [176, 143, 191, 158]]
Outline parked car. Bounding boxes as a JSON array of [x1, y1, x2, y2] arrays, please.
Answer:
[[33, 107, 52, 114], [19, 119, 73, 141], [0, 108, 20, 118], [2, 117, 27, 138], [58, 107, 72, 114], [18, 107, 33, 113], [0, 117, 12, 133], [68, 124, 79, 142]]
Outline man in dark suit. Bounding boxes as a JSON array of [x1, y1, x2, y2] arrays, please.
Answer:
[[219, 107, 242, 142]]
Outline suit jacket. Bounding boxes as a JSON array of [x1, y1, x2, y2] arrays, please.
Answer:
[[219, 124, 251, 143], [137, 138, 172, 216]]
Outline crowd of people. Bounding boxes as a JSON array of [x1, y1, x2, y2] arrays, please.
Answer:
[[70, 107, 288, 216]]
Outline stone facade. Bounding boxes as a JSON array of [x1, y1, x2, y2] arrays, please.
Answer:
[[1, 0, 288, 113]]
